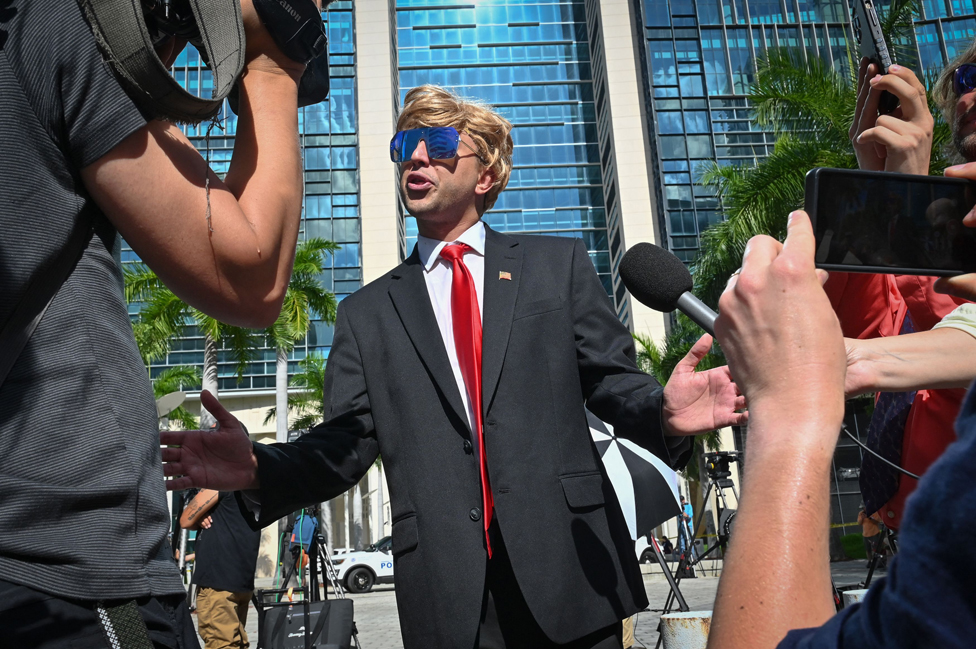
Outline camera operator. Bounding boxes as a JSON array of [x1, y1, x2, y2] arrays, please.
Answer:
[[827, 56, 975, 531], [708, 211, 975, 649], [0, 1, 311, 645]]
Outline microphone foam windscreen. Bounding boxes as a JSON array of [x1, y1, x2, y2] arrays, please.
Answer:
[[619, 243, 693, 312]]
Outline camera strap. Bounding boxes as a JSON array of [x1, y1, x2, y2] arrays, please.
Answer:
[[77, 0, 245, 123]]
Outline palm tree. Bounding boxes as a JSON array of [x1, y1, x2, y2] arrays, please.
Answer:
[[264, 238, 339, 443], [692, 0, 949, 305], [633, 321, 722, 535], [263, 353, 329, 431], [124, 264, 260, 428], [152, 365, 202, 430]]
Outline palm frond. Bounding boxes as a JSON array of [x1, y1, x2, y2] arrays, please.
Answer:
[[152, 365, 202, 397], [264, 353, 328, 429], [751, 48, 851, 139], [123, 262, 165, 303], [877, 0, 921, 68], [167, 405, 199, 430]]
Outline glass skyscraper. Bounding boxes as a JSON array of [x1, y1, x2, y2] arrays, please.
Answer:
[[637, 0, 976, 261], [394, 0, 630, 317]]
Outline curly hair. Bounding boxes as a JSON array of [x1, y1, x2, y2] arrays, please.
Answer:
[[397, 85, 514, 211]]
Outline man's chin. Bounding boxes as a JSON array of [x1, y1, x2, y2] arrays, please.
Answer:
[[955, 132, 976, 162]]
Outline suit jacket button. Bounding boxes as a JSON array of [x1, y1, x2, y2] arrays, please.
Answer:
[[469, 508, 482, 522], [463, 440, 473, 454]]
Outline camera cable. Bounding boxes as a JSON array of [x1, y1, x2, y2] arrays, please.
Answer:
[[841, 423, 920, 480]]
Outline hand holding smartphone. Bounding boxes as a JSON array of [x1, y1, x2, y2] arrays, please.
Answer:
[[805, 168, 976, 276], [851, 0, 899, 115]]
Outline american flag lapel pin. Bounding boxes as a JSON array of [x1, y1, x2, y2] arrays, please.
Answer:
[[498, 271, 512, 281]]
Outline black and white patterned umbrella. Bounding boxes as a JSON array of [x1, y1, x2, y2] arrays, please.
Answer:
[[587, 410, 681, 540]]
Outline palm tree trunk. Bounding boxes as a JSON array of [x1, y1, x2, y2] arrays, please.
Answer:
[[321, 500, 333, 547], [343, 491, 351, 550], [377, 464, 385, 539], [352, 483, 363, 550], [200, 334, 219, 429], [276, 348, 289, 443]]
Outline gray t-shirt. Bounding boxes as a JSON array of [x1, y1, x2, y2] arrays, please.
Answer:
[[0, 0, 183, 599]]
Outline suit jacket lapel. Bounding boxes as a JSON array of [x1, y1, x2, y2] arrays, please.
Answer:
[[482, 226, 523, 415], [388, 250, 469, 429]]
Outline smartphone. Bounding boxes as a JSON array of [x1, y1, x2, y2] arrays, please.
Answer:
[[805, 168, 976, 276], [850, 0, 899, 115]]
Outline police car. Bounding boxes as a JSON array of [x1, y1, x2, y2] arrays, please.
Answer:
[[332, 536, 395, 593]]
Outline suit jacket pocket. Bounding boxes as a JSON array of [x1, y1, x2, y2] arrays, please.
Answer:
[[559, 472, 606, 510], [513, 297, 563, 320], [391, 514, 419, 556]]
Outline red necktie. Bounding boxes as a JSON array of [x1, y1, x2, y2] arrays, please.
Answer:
[[440, 243, 494, 557]]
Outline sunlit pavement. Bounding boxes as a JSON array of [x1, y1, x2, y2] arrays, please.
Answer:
[[192, 561, 884, 648]]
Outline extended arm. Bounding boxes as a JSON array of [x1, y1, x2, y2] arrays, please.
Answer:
[[247, 305, 379, 526], [845, 327, 976, 396], [80, 0, 310, 328], [160, 304, 378, 527], [710, 212, 845, 649], [179, 489, 219, 530]]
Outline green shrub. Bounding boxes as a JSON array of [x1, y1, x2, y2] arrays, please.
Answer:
[[840, 533, 866, 560]]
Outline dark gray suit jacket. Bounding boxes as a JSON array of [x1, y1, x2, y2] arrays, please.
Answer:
[[248, 226, 690, 648]]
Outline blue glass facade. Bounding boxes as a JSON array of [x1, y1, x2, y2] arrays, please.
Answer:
[[395, 0, 625, 311], [638, 0, 976, 262], [127, 3, 361, 391]]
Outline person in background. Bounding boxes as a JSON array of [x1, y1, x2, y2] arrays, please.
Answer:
[[677, 495, 695, 557], [836, 52, 976, 531], [857, 503, 885, 569], [661, 537, 675, 557], [182, 491, 261, 649]]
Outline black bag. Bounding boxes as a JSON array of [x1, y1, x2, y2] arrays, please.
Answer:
[[254, 588, 354, 649]]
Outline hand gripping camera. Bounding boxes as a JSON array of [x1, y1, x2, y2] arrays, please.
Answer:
[[78, 0, 333, 123]]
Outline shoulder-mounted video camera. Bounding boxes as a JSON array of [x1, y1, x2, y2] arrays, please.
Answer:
[[78, 0, 333, 123]]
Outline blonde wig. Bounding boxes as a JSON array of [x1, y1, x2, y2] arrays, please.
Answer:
[[397, 85, 514, 211]]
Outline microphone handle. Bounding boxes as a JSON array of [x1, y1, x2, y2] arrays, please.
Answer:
[[676, 292, 717, 336]]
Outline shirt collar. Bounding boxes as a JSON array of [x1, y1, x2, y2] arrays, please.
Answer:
[[417, 221, 486, 272]]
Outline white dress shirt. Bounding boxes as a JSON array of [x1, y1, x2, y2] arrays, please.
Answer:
[[416, 220, 486, 431]]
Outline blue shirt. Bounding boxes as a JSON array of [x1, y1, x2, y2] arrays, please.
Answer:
[[290, 514, 318, 549], [778, 382, 976, 649]]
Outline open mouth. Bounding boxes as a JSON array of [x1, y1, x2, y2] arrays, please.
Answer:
[[406, 172, 433, 191]]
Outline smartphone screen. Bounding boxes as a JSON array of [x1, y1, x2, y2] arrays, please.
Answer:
[[806, 168, 976, 276]]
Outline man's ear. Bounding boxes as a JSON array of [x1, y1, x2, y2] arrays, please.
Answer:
[[475, 167, 496, 197]]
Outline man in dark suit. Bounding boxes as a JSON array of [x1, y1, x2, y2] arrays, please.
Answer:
[[162, 85, 747, 649]]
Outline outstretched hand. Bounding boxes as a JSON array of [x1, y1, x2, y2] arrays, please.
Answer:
[[160, 391, 259, 492], [662, 334, 748, 436]]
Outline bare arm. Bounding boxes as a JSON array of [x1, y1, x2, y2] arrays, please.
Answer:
[[710, 212, 844, 649], [179, 489, 219, 530], [80, 0, 308, 328], [845, 328, 976, 396]]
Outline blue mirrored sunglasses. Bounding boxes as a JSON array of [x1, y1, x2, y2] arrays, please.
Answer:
[[390, 127, 485, 163], [954, 63, 976, 96]]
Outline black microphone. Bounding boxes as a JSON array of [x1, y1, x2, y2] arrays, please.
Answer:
[[619, 242, 717, 335]]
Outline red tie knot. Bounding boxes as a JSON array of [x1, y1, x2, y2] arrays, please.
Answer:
[[440, 242, 472, 263]]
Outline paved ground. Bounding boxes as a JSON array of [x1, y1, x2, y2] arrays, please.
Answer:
[[197, 561, 884, 648]]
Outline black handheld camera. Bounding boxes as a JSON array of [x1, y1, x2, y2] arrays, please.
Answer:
[[142, 0, 333, 109]]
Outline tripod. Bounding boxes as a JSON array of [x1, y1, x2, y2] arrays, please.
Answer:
[[280, 532, 341, 600], [863, 525, 897, 589], [653, 452, 740, 649]]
